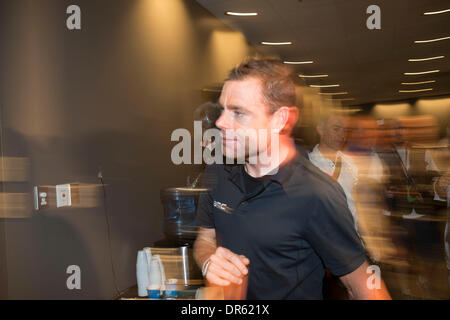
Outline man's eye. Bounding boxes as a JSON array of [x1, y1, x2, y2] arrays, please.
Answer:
[[234, 111, 244, 117]]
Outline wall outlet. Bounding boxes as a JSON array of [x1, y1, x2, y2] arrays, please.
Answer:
[[56, 184, 72, 208]]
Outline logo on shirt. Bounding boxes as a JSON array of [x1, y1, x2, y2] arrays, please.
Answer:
[[213, 201, 234, 214]]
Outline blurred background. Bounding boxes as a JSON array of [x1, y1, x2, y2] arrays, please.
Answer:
[[0, 0, 448, 299]]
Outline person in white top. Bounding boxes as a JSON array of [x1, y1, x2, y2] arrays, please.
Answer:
[[310, 114, 397, 264], [308, 114, 359, 230]]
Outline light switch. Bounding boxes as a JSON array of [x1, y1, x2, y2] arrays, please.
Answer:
[[34, 186, 50, 210]]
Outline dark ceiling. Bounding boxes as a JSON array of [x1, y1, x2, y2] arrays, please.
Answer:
[[196, 0, 450, 107]]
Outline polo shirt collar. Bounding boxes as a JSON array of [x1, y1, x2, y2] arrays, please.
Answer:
[[224, 164, 246, 193], [224, 146, 302, 191], [265, 148, 299, 187]]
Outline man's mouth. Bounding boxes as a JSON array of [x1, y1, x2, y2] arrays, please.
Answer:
[[221, 134, 239, 149], [221, 132, 236, 142], [222, 138, 238, 145]]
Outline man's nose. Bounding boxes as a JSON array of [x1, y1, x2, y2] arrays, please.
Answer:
[[338, 127, 348, 137], [215, 111, 230, 130]]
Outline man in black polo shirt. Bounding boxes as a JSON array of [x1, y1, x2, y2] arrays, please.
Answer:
[[193, 57, 391, 299]]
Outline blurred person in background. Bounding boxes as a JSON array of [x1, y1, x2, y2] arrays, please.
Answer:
[[308, 113, 358, 230], [387, 115, 449, 298], [344, 117, 395, 261], [346, 116, 385, 183], [342, 116, 414, 297], [394, 115, 447, 213], [432, 126, 450, 285], [308, 112, 396, 299], [371, 119, 420, 298]]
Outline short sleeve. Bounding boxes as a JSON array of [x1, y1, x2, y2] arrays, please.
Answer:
[[304, 182, 366, 276], [194, 165, 217, 229]]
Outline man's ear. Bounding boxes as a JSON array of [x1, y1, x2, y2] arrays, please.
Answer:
[[280, 106, 299, 135], [272, 106, 291, 133]]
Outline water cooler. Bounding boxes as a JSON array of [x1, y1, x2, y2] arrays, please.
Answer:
[[151, 187, 209, 288]]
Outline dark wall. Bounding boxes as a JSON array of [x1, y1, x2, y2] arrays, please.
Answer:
[[0, 217, 6, 299], [0, 0, 251, 299]]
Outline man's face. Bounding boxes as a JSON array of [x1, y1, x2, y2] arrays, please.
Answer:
[[216, 77, 277, 160], [318, 116, 348, 151], [348, 119, 377, 149]]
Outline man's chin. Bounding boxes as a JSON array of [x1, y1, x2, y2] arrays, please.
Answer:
[[222, 145, 247, 163]]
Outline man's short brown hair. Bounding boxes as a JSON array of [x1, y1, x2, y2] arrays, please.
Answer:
[[227, 57, 296, 114]]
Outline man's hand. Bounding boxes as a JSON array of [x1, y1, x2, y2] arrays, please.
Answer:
[[205, 247, 250, 287]]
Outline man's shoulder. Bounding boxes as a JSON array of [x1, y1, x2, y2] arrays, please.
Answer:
[[291, 154, 346, 196]]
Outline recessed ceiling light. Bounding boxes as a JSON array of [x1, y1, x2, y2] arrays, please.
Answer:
[[309, 84, 340, 88], [298, 74, 328, 78], [414, 36, 450, 43], [401, 80, 436, 85], [399, 88, 433, 93], [261, 41, 292, 45], [408, 56, 444, 62], [404, 70, 440, 75], [424, 8, 450, 15], [345, 108, 362, 112], [283, 61, 314, 65], [325, 98, 355, 101], [225, 11, 258, 16], [318, 92, 348, 95]]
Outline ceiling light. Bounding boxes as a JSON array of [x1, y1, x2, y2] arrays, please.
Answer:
[[414, 36, 450, 43], [225, 12, 258, 16], [298, 74, 328, 78], [326, 98, 355, 101], [423, 8, 450, 15], [399, 88, 433, 93], [309, 84, 340, 88], [404, 70, 440, 75], [401, 80, 436, 85], [332, 108, 362, 113], [283, 61, 314, 64], [408, 56, 444, 62], [318, 92, 348, 95], [261, 41, 292, 45]]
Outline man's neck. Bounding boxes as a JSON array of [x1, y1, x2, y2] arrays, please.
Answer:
[[245, 137, 296, 178], [317, 143, 338, 163]]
